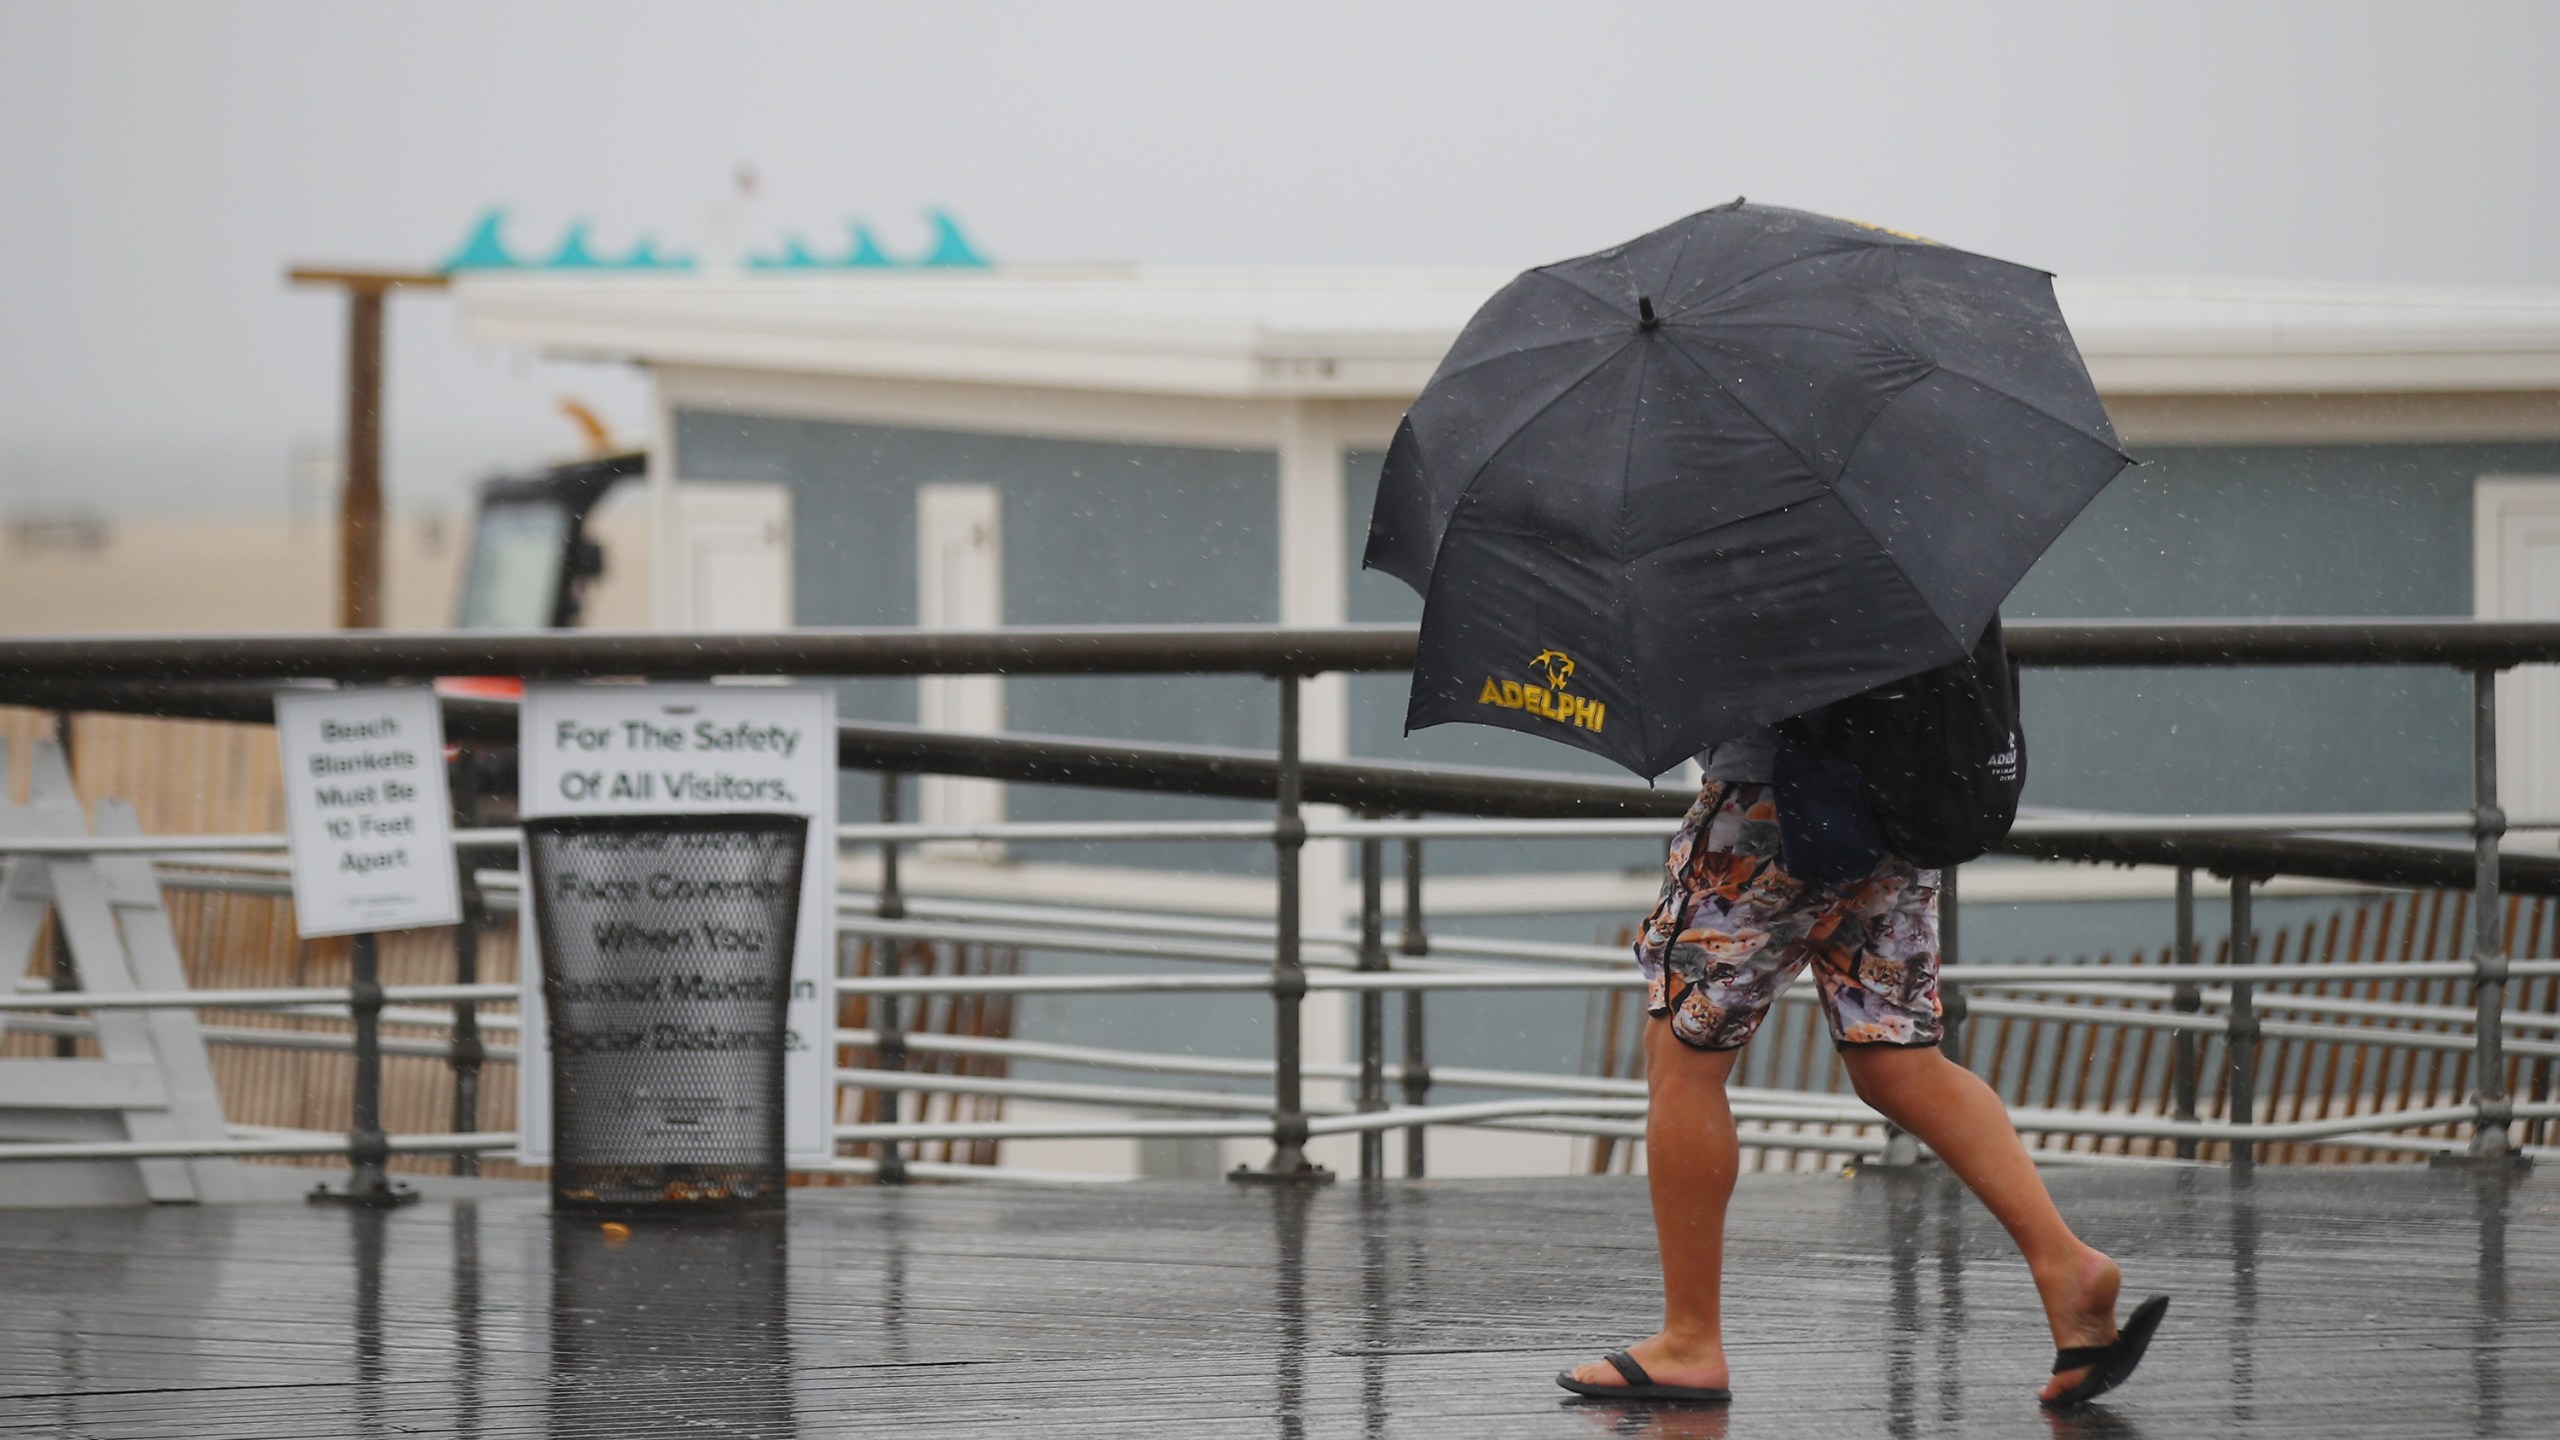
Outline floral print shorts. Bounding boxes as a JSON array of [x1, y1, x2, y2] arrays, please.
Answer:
[[1635, 781, 1943, 1051]]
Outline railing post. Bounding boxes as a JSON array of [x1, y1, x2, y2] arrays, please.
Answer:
[[1356, 814, 1387, 1180], [48, 709, 77, 1059], [2171, 865, 2201, 1160], [445, 753, 486, 1178], [874, 772, 909, 1186], [310, 931, 416, 1207], [1234, 673, 1328, 1183], [2470, 665, 2513, 1158], [1399, 819, 1429, 1178], [2227, 875, 2258, 1176], [1938, 863, 1965, 1066], [448, 843, 486, 1178], [2441, 666, 2529, 1170]]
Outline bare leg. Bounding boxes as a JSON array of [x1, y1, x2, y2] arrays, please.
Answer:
[[1568, 1020, 1739, 1392], [1840, 1045, 2122, 1403]]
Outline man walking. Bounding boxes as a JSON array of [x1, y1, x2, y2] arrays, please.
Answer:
[[1353, 201, 2161, 1408], [1558, 738, 2166, 1411]]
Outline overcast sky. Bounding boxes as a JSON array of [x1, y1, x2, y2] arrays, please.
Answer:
[[5, 0, 2557, 515]]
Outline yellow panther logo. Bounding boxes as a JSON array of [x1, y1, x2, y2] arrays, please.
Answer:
[[1835, 214, 1941, 246], [1478, 649, 1604, 733]]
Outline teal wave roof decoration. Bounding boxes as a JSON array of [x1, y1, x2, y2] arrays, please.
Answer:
[[438, 206, 992, 273]]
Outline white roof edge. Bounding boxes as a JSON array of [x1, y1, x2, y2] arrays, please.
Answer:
[[2056, 271, 2560, 307], [455, 267, 2560, 400]]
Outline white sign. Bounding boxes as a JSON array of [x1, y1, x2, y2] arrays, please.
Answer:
[[275, 688, 461, 938], [516, 684, 837, 1164]]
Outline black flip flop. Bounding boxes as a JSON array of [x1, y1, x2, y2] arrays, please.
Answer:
[[2041, 1295, 2171, 1410], [1556, 1349, 1733, 1404]]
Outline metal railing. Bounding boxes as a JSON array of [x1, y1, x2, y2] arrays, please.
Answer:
[[5, 618, 2559, 1189]]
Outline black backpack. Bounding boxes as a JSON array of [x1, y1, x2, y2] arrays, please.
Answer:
[[1821, 616, 2027, 869]]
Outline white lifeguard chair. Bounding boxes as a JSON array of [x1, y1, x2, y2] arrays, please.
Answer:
[[0, 739, 244, 1205]]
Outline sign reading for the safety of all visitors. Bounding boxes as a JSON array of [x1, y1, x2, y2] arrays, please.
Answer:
[[274, 687, 462, 938], [514, 684, 838, 1165]]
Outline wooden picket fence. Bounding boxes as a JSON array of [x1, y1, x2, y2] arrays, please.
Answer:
[[1585, 889, 2560, 1172], [839, 938, 1024, 1169]]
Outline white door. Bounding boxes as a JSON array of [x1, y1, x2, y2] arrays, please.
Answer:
[[916, 484, 1004, 850], [2474, 476, 2560, 826], [672, 483, 792, 630]]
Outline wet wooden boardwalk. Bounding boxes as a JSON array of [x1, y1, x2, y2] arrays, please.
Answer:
[[2, 1165, 2554, 1438]]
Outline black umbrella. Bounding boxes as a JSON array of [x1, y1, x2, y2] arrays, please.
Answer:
[[1365, 199, 2131, 779]]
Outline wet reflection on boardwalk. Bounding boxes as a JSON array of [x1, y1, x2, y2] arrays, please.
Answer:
[[2, 1167, 2555, 1437]]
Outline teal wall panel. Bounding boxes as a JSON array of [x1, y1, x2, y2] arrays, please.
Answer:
[[2009, 442, 2560, 813], [672, 409, 1283, 871]]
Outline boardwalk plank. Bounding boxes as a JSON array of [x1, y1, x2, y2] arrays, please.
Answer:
[[1, 1167, 2555, 1437]]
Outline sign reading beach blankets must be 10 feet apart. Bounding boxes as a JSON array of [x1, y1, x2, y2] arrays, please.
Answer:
[[274, 688, 462, 938], [515, 684, 838, 1165]]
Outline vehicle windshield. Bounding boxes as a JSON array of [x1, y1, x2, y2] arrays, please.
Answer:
[[456, 499, 571, 628]]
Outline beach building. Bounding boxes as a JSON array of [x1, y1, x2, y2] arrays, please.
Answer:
[[453, 267, 2560, 1173]]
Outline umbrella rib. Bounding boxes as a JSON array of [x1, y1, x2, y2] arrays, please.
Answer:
[[1659, 235, 1877, 317], [1421, 322, 1625, 390], [1880, 247, 2126, 455], [1920, 362, 2131, 458], [1658, 214, 2043, 319], [1654, 335, 1966, 650], [1403, 301, 1636, 588], [1817, 373, 2128, 649], [1666, 299, 2120, 458], [1650, 332, 1836, 487], [1530, 264, 1643, 320], [1443, 341, 1635, 516], [1819, 376, 1973, 650], [1666, 334, 2125, 487], [1650, 223, 1702, 318], [1679, 316, 1918, 352], [1423, 271, 1617, 386], [1611, 334, 1658, 771]]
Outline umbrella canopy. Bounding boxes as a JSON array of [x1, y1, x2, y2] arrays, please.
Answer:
[[1365, 200, 2132, 779]]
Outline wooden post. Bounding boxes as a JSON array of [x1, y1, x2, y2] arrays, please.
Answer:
[[286, 269, 448, 631], [340, 287, 384, 629]]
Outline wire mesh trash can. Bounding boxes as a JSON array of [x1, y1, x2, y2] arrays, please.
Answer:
[[525, 813, 808, 1213]]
